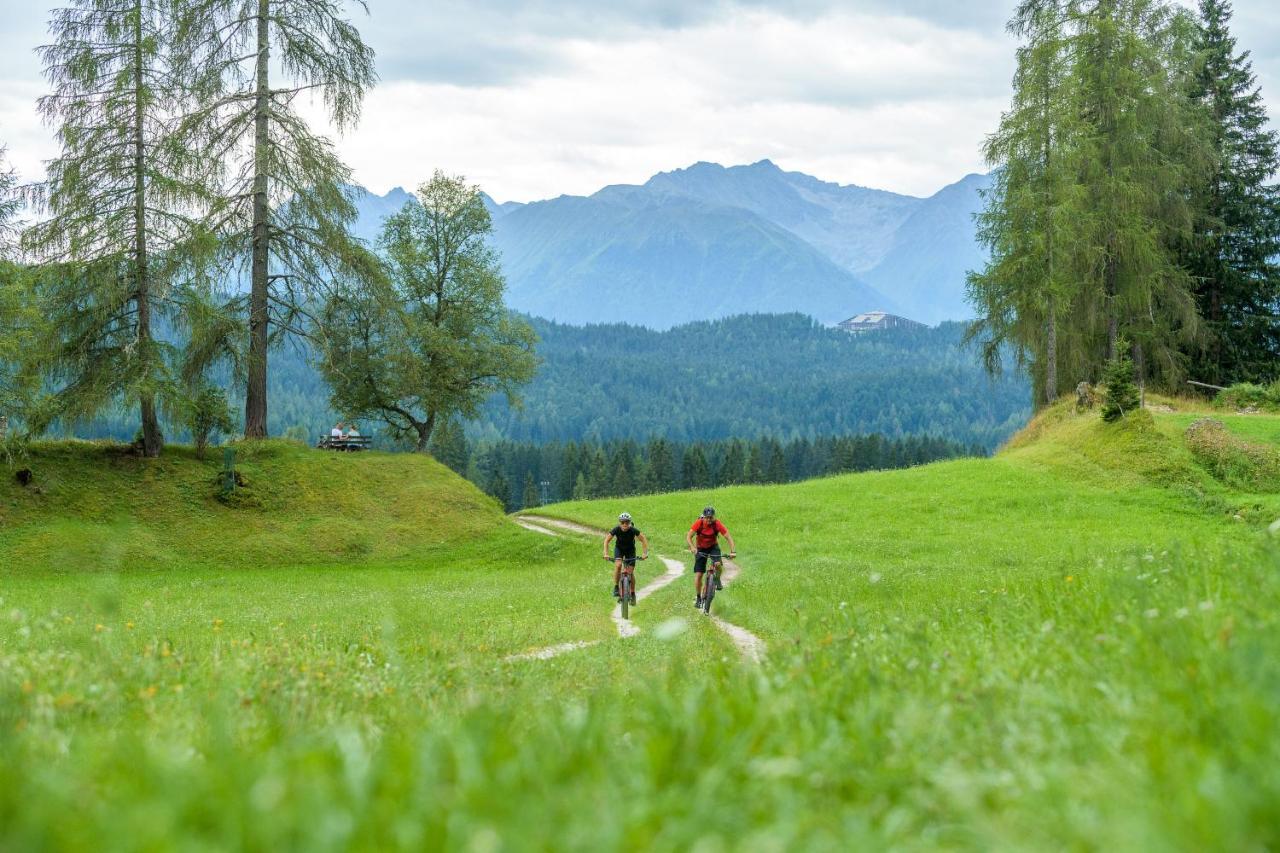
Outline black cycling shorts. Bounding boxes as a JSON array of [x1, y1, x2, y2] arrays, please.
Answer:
[[693, 547, 722, 574], [613, 548, 637, 565]]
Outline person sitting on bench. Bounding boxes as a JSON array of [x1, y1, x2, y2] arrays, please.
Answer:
[[331, 421, 345, 440], [346, 424, 361, 439]]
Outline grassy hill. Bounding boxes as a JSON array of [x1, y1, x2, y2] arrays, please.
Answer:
[[1, 402, 1278, 849], [0, 439, 506, 572]]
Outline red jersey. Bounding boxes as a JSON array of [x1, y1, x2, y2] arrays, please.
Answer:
[[690, 517, 727, 550]]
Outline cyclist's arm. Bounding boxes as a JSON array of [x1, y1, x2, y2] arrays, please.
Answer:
[[602, 532, 614, 558], [638, 532, 650, 558], [685, 528, 696, 552], [724, 531, 737, 557]]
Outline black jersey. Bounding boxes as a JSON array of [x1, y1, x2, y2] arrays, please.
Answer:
[[610, 524, 642, 555]]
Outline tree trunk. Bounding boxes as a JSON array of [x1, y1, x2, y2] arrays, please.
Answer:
[[1045, 293, 1059, 406], [132, 3, 161, 458], [413, 410, 437, 453], [244, 0, 271, 439], [1105, 255, 1118, 362], [1042, 86, 1058, 408], [1133, 340, 1146, 410]]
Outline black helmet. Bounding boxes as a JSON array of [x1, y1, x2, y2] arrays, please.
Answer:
[[702, 505, 715, 517]]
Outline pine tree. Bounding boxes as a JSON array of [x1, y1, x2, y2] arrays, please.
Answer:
[[1184, 0, 1280, 383], [745, 442, 765, 483], [766, 440, 788, 483], [174, 0, 377, 437], [488, 470, 511, 511], [645, 438, 675, 492], [719, 439, 746, 485], [22, 0, 213, 456], [522, 473, 539, 510], [428, 418, 470, 474], [682, 446, 710, 489], [1101, 341, 1141, 421], [572, 472, 589, 501]]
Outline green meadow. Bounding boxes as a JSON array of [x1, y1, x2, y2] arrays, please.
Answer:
[[1, 402, 1278, 850]]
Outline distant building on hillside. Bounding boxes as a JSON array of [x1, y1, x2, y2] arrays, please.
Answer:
[[836, 311, 929, 334]]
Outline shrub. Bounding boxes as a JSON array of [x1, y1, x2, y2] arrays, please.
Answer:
[[1100, 347, 1141, 422], [1217, 381, 1280, 412], [179, 385, 235, 460], [1185, 417, 1280, 492]]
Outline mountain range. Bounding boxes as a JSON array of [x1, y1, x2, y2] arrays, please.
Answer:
[[353, 161, 992, 328]]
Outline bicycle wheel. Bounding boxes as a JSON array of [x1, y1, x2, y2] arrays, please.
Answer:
[[702, 569, 716, 614]]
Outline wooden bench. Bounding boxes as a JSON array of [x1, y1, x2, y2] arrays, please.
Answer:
[[317, 435, 373, 451]]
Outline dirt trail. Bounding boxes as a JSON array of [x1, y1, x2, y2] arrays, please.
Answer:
[[510, 514, 765, 662]]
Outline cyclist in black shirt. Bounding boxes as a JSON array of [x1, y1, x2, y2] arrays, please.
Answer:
[[603, 512, 650, 600]]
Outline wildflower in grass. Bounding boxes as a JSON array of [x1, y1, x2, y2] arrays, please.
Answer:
[[1065, 575, 1074, 583], [1199, 600, 1214, 611], [1175, 608, 1189, 619], [1041, 620, 1054, 633], [868, 572, 882, 584], [126, 621, 135, 630], [1144, 609, 1160, 619], [94, 624, 104, 632]]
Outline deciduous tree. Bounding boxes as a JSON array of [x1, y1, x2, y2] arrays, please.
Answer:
[[317, 173, 537, 451]]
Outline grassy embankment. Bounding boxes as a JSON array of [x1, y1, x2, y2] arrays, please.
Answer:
[[1, 404, 1279, 849]]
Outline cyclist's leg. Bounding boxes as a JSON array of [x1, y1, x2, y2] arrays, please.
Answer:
[[693, 552, 707, 602], [614, 557, 623, 596]]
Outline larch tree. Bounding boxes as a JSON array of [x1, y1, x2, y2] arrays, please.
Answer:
[[1067, 0, 1209, 384], [22, 0, 211, 456], [0, 146, 18, 254], [971, 0, 1213, 401], [316, 173, 538, 452], [1183, 0, 1280, 384], [1, 147, 41, 430], [174, 0, 377, 438], [968, 0, 1084, 406]]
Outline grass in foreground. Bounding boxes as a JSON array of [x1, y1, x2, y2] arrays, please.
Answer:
[[0, 405, 1278, 849]]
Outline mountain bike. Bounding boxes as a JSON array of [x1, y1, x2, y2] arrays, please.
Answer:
[[605, 555, 645, 619], [695, 551, 732, 615]]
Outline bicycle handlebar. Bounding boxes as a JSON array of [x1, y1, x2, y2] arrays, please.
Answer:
[[694, 551, 736, 558], [602, 555, 648, 560]]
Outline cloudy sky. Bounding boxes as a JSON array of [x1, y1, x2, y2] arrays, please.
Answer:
[[1, 0, 1277, 201]]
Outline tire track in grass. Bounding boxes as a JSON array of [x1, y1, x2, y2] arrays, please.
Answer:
[[510, 514, 765, 662]]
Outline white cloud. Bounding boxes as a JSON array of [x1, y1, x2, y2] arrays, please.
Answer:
[[2, 0, 1278, 203]]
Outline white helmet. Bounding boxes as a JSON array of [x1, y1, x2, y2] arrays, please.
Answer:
[[618, 512, 632, 522]]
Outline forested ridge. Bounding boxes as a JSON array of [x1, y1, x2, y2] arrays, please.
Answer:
[[54, 313, 1030, 451], [474, 314, 1028, 448], [429, 427, 980, 512]]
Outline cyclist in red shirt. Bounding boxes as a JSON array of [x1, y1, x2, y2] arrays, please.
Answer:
[[685, 505, 736, 608]]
